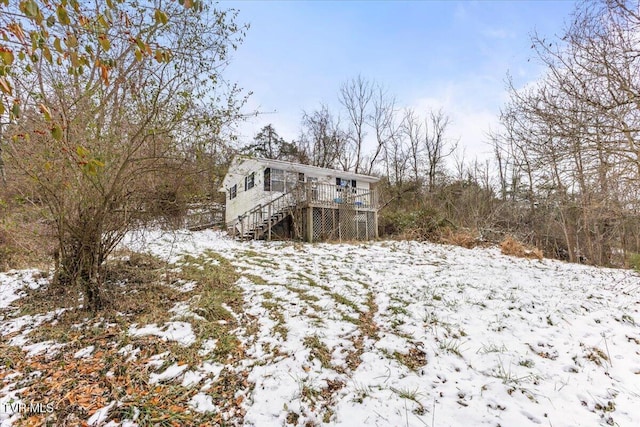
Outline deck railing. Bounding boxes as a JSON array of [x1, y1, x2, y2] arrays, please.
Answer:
[[227, 182, 378, 238], [292, 182, 378, 209]]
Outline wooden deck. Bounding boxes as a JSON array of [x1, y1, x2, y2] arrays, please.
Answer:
[[291, 182, 378, 211], [226, 182, 379, 241]]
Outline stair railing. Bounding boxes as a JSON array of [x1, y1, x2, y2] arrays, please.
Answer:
[[227, 187, 298, 238]]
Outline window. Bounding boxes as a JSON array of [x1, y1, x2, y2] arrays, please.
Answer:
[[336, 177, 357, 195], [264, 168, 285, 192], [336, 178, 350, 191], [285, 171, 298, 192], [307, 177, 318, 200], [271, 169, 285, 192], [229, 184, 237, 199], [245, 172, 255, 191], [264, 168, 271, 191], [298, 173, 305, 182]]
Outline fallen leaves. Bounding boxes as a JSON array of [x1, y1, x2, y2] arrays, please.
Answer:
[[1, 310, 254, 426]]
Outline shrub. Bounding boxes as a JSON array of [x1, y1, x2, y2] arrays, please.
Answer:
[[379, 207, 449, 240], [500, 236, 543, 260], [438, 227, 481, 249], [0, 230, 15, 271], [627, 252, 640, 272], [0, 197, 54, 271]]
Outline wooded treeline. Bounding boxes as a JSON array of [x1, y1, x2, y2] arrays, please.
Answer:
[[495, 0, 640, 266], [241, 0, 640, 268]]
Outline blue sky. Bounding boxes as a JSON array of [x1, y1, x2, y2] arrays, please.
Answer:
[[223, 0, 577, 160]]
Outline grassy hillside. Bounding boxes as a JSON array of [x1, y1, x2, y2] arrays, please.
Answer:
[[1, 230, 639, 426]]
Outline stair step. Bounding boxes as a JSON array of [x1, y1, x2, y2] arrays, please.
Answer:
[[230, 195, 298, 240]]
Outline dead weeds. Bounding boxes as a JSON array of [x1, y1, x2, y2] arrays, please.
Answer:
[[393, 345, 428, 371], [438, 227, 483, 249], [500, 236, 543, 260]]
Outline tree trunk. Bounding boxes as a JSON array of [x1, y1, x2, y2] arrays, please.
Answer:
[[54, 209, 106, 312], [79, 242, 104, 312]]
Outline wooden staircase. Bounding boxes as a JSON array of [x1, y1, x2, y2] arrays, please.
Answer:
[[226, 190, 297, 240]]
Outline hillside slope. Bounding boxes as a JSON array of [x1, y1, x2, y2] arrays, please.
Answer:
[[2, 230, 639, 426]]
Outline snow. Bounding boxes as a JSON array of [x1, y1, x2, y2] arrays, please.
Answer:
[[0, 383, 24, 427], [122, 229, 235, 264], [0, 270, 48, 310], [2, 229, 640, 426], [1, 309, 65, 345], [117, 344, 140, 361], [134, 231, 639, 427], [22, 341, 66, 358], [145, 352, 169, 369], [169, 301, 206, 321], [198, 339, 218, 356], [181, 370, 205, 388], [128, 321, 196, 346], [73, 345, 95, 359], [189, 393, 218, 413], [149, 363, 189, 384], [87, 400, 115, 426]]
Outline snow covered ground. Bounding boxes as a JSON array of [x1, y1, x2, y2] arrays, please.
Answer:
[[2, 229, 639, 426]]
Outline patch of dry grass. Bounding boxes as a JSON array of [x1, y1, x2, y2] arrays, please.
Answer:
[[438, 227, 482, 249], [0, 210, 54, 272], [303, 335, 333, 370], [500, 236, 543, 260], [0, 333, 249, 426], [1, 247, 255, 426], [393, 346, 428, 371]]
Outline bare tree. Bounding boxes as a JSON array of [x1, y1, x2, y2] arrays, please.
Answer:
[[424, 109, 457, 192], [385, 129, 410, 186], [339, 75, 374, 173], [367, 85, 399, 175], [498, 0, 640, 265], [298, 105, 347, 169], [401, 108, 423, 183]]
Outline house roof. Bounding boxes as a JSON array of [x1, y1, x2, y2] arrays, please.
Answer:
[[220, 155, 381, 190]]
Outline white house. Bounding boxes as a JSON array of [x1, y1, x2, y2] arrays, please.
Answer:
[[220, 156, 380, 242]]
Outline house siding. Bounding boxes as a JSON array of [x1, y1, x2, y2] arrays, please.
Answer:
[[222, 156, 379, 241]]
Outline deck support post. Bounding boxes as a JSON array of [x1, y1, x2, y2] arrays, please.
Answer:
[[374, 212, 379, 239], [306, 207, 313, 243], [267, 204, 272, 241]]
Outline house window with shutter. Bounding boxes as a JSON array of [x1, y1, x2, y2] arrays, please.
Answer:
[[245, 172, 255, 191], [264, 168, 271, 191], [229, 184, 237, 199], [264, 168, 285, 192], [271, 169, 285, 192]]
